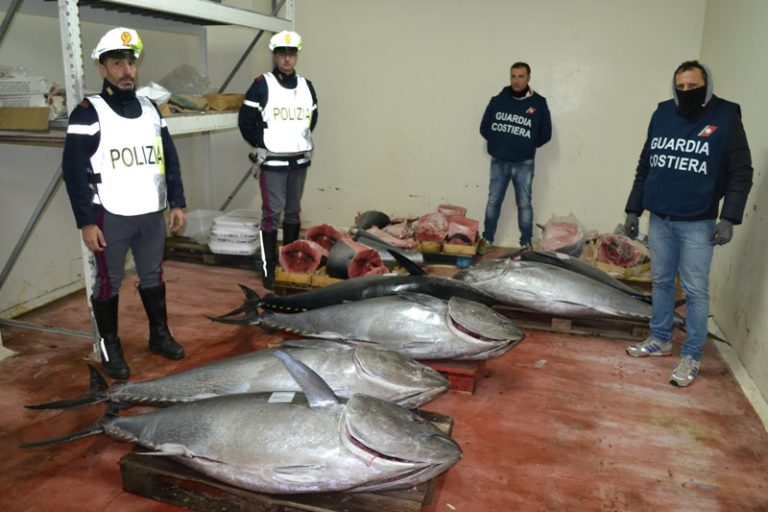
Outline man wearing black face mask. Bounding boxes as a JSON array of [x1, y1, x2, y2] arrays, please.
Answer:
[[621, 60, 753, 387]]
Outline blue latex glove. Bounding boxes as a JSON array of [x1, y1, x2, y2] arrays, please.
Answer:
[[710, 219, 733, 246]]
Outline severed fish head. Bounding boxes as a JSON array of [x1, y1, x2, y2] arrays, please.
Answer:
[[340, 394, 462, 492], [351, 344, 449, 408], [445, 296, 524, 360]]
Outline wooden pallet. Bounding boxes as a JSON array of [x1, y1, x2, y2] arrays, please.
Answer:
[[424, 359, 485, 394], [165, 236, 259, 270], [494, 306, 650, 341], [119, 410, 453, 512]]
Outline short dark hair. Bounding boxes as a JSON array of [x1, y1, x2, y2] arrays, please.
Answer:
[[675, 60, 707, 82], [99, 49, 137, 65], [511, 62, 531, 75]]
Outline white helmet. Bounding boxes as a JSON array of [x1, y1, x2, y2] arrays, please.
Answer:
[[269, 30, 302, 52], [91, 27, 143, 61]]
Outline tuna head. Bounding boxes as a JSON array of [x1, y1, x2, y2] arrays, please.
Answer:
[[352, 344, 449, 408], [340, 394, 462, 492], [445, 296, 525, 360]]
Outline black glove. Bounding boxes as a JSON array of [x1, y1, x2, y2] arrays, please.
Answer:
[[710, 219, 733, 246], [624, 213, 639, 239]]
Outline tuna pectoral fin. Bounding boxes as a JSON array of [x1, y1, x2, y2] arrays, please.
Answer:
[[25, 364, 109, 410], [135, 444, 191, 457], [273, 350, 339, 408]]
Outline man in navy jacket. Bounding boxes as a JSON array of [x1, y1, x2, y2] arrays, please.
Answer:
[[623, 60, 753, 387], [479, 62, 552, 252]]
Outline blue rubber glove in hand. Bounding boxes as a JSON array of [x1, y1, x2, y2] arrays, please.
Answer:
[[710, 219, 733, 246], [624, 213, 639, 239]]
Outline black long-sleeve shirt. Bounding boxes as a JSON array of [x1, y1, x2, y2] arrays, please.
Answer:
[[62, 79, 185, 228]]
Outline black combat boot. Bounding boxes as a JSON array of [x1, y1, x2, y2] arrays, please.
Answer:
[[282, 222, 301, 244], [91, 295, 130, 379], [138, 284, 186, 360], [260, 229, 278, 290]]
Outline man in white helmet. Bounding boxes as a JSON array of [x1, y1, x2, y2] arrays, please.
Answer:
[[238, 29, 318, 289], [62, 27, 188, 380]]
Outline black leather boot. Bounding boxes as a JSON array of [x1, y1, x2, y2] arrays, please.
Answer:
[[282, 222, 301, 244], [91, 295, 130, 380], [138, 284, 185, 360], [260, 230, 278, 290]]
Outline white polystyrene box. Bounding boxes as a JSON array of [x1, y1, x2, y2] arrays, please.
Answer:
[[182, 209, 221, 244]]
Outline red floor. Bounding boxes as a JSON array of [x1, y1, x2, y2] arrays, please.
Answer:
[[1, 260, 767, 512]]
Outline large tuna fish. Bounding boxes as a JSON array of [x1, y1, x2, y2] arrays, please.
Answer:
[[454, 258, 655, 322], [516, 249, 651, 302], [217, 292, 524, 361], [22, 351, 462, 494], [26, 340, 449, 410]]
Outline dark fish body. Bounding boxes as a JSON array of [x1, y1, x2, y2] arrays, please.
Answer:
[[253, 293, 524, 361], [231, 275, 495, 314]]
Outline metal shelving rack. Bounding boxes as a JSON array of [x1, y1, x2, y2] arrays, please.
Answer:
[[0, 0, 294, 352]]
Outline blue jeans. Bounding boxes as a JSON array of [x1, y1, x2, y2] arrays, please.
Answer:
[[648, 213, 715, 361], [482, 157, 534, 246]]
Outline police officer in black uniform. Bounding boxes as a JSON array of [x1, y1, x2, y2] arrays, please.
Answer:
[[62, 27, 187, 379]]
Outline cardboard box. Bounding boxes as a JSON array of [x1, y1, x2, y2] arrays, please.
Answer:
[[204, 93, 244, 111], [0, 107, 49, 131], [0, 94, 48, 107]]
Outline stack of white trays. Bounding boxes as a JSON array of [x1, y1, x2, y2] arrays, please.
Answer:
[[208, 209, 261, 255]]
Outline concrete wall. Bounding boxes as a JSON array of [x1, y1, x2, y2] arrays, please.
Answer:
[[292, 0, 706, 235], [700, 0, 768, 398]]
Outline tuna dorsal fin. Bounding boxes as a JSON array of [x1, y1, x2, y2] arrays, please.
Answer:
[[272, 350, 339, 407]]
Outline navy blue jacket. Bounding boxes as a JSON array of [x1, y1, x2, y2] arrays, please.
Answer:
[[625, 95, 753, 223], [62, 80, 185, 228], [480, 87, 552, 162]]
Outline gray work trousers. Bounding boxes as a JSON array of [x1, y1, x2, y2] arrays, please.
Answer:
[[92, 208, 166, 299]]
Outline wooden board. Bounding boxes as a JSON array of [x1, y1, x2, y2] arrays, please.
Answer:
[[494, 306, 651, 341], [165, 236, 259, 270], [119, 410, 453, 512], [423, 359, 486, 394]]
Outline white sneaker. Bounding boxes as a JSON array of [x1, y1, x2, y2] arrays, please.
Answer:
[[670, 355, 700, 387], [626, 337, 672, 357]]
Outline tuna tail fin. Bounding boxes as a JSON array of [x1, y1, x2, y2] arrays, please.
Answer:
[[272, 350, 340, 407], [25, 364, 110, 410], [213, 284, 263, 319], [208, 284, 264, 324], [20, 404, 119, 449]]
